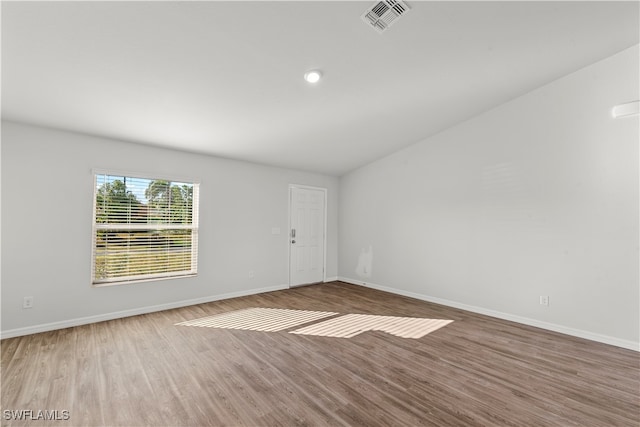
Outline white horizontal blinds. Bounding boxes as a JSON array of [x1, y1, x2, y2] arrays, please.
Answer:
[[93, 173, 199, 285]]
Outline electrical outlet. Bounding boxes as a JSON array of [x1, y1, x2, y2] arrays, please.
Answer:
[[248, 271, 255, 279], [539, 295, 549, 306], [23, 296, 34, 309]]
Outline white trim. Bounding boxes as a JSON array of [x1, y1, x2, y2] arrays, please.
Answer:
[[288, 184, 328, 287], [338, 276, 640, 352], [92, 168, 200, 185], [90, 172, 99, 285], [0, 284, 288, 340], [92, 272, 197, 287], [324, 276, 339, 282]]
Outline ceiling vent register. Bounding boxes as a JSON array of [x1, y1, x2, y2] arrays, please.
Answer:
[[361, 0, 410, 34]]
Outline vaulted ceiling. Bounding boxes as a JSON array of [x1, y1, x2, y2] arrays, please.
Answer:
[[2, 1, 638, 176]]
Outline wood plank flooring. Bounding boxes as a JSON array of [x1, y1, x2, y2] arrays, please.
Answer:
[[2, 282, 639, 426]]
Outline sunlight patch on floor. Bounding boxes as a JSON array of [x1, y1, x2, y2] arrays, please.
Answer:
[[290, 313, 453, 339], [177, 308, 453, 339], [175, 307, 338, 332]]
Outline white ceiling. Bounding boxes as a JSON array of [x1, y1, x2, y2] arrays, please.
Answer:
[[2, 1, 638, 176]]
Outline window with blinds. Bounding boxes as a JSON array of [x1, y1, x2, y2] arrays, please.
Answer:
[[92, 172, 199, 285]]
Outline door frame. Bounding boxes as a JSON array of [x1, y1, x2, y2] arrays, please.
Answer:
[[288, 184, 328, 288]]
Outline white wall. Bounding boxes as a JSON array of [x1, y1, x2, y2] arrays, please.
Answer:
[[339, 45, 639, 350], [2, 48, 638, 350], [1, 121, 338, 336]]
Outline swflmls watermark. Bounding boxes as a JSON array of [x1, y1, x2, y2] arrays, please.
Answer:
[[3, 409, 70, 421]]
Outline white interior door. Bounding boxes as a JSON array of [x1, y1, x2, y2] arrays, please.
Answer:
[[289, 186, 326, 287]]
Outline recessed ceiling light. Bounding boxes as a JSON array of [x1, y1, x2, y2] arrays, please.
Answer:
[[304, 70, 322, 84]]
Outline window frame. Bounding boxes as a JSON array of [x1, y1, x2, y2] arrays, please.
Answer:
[[91, 169, 200, 287]]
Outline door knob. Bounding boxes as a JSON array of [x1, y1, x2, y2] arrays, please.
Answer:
[[291, 240, 296, 244]]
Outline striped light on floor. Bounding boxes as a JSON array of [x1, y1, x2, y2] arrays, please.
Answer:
[[175, 307, 338, 332], [177, 308, 453, 339], [290, 314, 453, 339]]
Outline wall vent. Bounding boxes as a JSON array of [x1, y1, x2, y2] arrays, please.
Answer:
[[361, 0, 410, 34]]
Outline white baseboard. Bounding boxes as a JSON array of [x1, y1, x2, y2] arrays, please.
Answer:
[[6, 278, 637, 352], [325, 276, 339, 282], [0, 284, 288, 340], [338, 276, 639, 352]]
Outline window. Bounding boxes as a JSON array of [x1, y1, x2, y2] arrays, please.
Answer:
[[92, 172, 199, 285]]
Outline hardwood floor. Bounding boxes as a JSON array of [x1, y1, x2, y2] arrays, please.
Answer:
[[2, 282, 638, 426]]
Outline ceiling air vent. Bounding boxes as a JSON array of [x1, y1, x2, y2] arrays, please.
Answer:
[[361, 0, 410, 34]]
